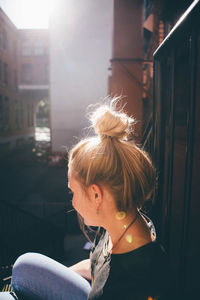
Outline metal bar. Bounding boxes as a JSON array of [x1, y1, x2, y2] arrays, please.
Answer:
[[152, 58, 161, 233], [152, 56, 166, 238], [164, 48, 175, 253], [154, 0, 200, 57], [117, 62, 153, 98], [141, 117, 152, 148], [152, 59, 157, 162], [179, 29, 197, 292], [142, 126, 152, 151]]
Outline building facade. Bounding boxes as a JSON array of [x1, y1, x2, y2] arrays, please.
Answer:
[[108, 0, 194, 142], [108, 0, 144, 140], [0, 8, 49, 156]]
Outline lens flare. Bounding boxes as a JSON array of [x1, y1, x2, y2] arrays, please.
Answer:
[[125, 234, 133, 243], [116, 211, 126, 220]]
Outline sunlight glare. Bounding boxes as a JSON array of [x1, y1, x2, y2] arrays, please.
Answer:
[[5, 0, 57, 28], [116, 211, 126, 220], [125, 234, 133, 243]]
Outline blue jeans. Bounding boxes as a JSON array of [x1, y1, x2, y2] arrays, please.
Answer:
[[0, 253, 91, 300]]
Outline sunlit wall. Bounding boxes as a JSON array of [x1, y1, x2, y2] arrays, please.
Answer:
[[49, 0, 113, 151]]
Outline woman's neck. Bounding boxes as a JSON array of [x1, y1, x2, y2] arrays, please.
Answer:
[[102, 210, 154, 254]]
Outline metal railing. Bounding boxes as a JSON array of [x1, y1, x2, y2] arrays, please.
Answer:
[[0, 200, 65, 267], [141, 117, 153, 153], [153, 1, 200, 298]]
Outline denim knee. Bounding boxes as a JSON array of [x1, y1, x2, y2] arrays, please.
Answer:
[[11, 253, 45, 299], [12, 253, 38, 284], [11, 253, 91, 300]]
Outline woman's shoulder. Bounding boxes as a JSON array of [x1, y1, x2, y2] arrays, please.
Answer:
[[104, 240, 170, 299], [111, 239, 164, 259], [110, 239, 169, 283]]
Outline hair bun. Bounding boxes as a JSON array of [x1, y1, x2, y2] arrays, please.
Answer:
[[90, 101, 135, 140]]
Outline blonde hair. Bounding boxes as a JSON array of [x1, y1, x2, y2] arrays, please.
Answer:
[[68, 99, 156, 211]]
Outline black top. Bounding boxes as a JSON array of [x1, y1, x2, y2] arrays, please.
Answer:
[[88, 218, 169, 300]]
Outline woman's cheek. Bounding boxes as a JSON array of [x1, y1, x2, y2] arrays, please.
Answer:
[[72, 197, 80, 214], [72, 197, 76, 209]]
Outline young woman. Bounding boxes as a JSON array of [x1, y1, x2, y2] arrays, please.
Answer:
[[0, 99, 169, 300]]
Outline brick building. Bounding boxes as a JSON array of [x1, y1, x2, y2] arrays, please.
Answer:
[[0, 8, 49, 156], [108, 0, 193, 141]]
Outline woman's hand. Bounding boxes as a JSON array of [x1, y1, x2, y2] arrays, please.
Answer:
[[69, 258, 91, 281]]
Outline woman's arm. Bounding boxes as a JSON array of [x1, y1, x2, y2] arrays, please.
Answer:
[[69, 254, 92, 281]]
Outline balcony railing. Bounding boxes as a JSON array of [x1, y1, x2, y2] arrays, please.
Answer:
[[0, 200, 65, 284], [153, 0, 200, 298]]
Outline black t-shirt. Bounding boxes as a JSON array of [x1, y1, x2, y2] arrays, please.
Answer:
[[88, 220, 169, 300]]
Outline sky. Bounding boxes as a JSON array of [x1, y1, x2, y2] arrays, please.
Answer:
[[0, 0, 55, 28]]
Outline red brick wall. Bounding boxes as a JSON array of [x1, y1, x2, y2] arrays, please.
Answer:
[[109, 0, 143, 140]]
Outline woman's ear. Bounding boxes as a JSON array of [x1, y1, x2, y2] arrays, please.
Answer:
[[90, 184, 103, 206]]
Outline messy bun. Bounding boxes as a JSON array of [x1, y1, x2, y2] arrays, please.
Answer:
[[90, 101, 135, 140], [68, 97, 156, 211]]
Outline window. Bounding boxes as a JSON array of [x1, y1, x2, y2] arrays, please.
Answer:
[[0, 27, 2, 49], [45, 63, 49, 83], [14, 70, 18, 89], [27, 103, 31, 127], [21, 40, 31, 56], [13, 40, 17, 58], [27, 103, 34, 127], [15, 99, 19, 130], [31, 104, 34, 126], [2, 29, 7, 51], [4, 96, 9, 130], [34, 40, 44, 56], [0, 96, 3, 129], [19, 101, 23, 129], [0, 61, 2, 81], [21, 64, 32, 83], [4, 63, 8, 85]]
